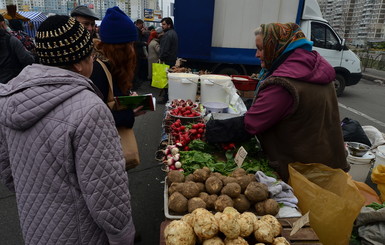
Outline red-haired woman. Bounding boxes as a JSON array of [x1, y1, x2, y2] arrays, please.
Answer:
[[147, 29, 162, 80], [90, 6, 145, 129]]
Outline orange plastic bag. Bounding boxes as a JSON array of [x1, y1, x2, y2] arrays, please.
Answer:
[[289, 163, 365, 245], [352, 179, 382, 205], [371, 164, 385, 202]]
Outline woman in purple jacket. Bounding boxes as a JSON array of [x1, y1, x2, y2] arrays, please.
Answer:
[[207, 23, 349, 182], [0, 15, 135, 244]]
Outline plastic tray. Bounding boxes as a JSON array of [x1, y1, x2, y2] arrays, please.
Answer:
[[164, 177, 302, 220]]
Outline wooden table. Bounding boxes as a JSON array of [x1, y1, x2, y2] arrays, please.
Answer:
[[160, 217, 321, 244]]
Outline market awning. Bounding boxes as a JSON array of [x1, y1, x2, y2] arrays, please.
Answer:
[[17, 11, 47, 38]]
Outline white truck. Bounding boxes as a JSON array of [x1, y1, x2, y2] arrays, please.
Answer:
[[173, 0, 362, 96]]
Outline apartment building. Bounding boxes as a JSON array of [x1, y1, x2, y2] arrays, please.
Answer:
[[1, 0, 160, 20], [318, 0, 385, 46]]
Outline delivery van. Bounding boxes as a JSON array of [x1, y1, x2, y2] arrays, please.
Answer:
[[174, 0, 362, 96]]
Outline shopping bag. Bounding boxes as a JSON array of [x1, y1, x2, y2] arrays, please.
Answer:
[[117, 127, 140, 170], [288, 163, 365, 245], [151, 63, 169, 89], [96, 58, 141, 169]]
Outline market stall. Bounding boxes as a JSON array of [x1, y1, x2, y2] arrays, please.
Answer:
[[155, 71, 384, 244]]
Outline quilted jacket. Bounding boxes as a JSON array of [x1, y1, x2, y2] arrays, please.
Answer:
[[0, 64, 135, 245]]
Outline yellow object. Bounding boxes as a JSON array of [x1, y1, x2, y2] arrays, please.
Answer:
[[371, 164, 385, 202], [152, 63, 170, 89], [289, 163, 365, 245], [2, 12, 30, 21]]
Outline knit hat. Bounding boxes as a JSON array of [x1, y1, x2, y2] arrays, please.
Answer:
[[71, 5, 99, 20], [99, 6, 137, 44], [156, 27, 163, 33], [35, 15, 93, 66]]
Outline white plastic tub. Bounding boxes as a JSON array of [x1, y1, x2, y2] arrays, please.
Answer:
[[348, 151, 375, 182], [168, 73, 199, 101], [374, 145, 385, 168], [199, 74, 231, 104]]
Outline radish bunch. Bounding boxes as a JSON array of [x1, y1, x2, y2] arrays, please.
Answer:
[[169, 119, 205, 150], [169, 105, 201, 118], [162, 145, 183, 171]]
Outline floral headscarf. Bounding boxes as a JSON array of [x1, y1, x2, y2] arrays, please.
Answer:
[[258, 22, 313, 81]]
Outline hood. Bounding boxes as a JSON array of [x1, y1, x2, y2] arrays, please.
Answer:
[[0, 64, 96, 131], [272, 48, 335, 84]]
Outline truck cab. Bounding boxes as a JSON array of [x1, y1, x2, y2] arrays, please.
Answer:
[[299, 0, 362, 96]]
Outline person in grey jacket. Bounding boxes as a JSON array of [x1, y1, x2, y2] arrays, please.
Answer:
[[159, 17, 178, 103], [0, 15, 135, 245], [0, 14, 34, 84]]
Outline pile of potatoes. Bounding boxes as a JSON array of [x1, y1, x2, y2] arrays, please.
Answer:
[[164, 207, 290, 245], [167, 167, 280, 216]]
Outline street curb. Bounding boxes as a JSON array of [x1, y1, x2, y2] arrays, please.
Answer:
[[362, 74, 384, 85]]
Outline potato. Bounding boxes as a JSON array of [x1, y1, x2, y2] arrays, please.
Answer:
[[210, 172, 224, 180], [196, 182, 206, 192], [214, 195, 234, 212], [167, 170, 185, 186], [244, 182, 269, 203], [205, 176, 223, 194], [253, 219, 274, 243], [255, 199, 280, 216], [168, 192, 188, 214], [168, 182, 184, 195], [272, 237, 290, 245], [233, 194, 251, 212], [223, 237, 248, 245], [188, 197, 207, 213], [222, 176, 237, 186], [182, 181, 200, 199], [230, 168, 246, 178], [202, 237, 224, 245], [199, 192, 209, 203], [192, 208, 219, 239], [206, 194, 218, 210], [218, 207, 240, 239], [185, 173, 195, 182], [247, 173, 257, 182], [202, 166, 211, 175], [260, 215, 282, 237], [164, 220, 196, 245], [236, 175, 252, 193], [221, 182, 241, 198], [193, 168, 210, 182]]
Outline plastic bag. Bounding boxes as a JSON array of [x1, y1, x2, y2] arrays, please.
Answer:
[[151, 63, 169, 89], [371, 164, 385, 202], [352, 179, 382, 205], [341, 117, 371, 146], [288, 163, 365, 245]]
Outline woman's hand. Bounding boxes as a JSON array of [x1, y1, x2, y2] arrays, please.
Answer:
[[133, 105, 146, 117]]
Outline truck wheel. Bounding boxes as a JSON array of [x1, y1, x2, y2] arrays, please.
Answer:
[[334, 74, 345, 97], [215, 67, 241, 75]]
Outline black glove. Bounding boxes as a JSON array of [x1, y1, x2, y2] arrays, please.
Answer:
[[205, 116, 252, 143]]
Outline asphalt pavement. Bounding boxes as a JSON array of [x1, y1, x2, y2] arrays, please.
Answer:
[[0, 68, 384, 244]]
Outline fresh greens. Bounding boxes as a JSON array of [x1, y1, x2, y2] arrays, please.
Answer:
[[179, 139, 277, 177], [366, 202, 385, 210]]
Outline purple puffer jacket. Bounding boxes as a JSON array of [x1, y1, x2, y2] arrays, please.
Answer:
[[0, 64, 135, 245]]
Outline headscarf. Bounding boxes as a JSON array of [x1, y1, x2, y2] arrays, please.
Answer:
[[258, 22, 313, 81], [148, 30, 158, 43]]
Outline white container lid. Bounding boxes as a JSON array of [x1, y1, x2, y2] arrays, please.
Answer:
[[168, 73, 200, 79]]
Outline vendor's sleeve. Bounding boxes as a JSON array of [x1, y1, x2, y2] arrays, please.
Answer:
[[244, 85, 294, 135]]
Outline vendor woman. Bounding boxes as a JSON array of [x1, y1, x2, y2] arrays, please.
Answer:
[[211, 22, 350, 182]]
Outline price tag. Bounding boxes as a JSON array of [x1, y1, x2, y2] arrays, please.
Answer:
[[234, 146, 248, 167], [290, 211, 310, 236]]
